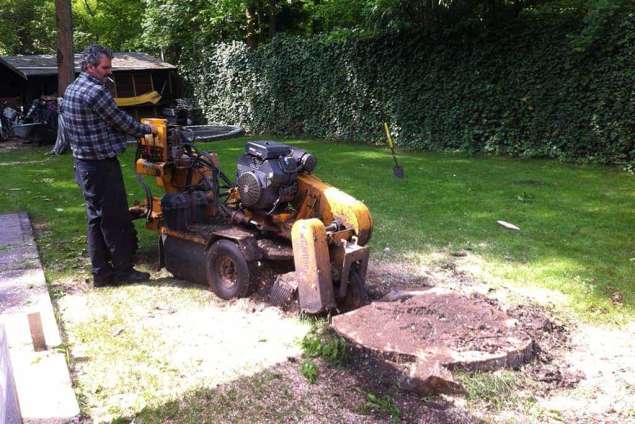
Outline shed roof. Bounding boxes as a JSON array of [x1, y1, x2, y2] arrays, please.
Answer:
[[0, 52, 176, 79]]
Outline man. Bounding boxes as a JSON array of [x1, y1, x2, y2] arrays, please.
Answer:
[[63, 44, 156, 287]]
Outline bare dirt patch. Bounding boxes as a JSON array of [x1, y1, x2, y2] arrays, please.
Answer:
[[360, 255, 634, 423], [534, 322, 635, 423], [365, 259, 434, 299], [136, 352, 481, 423], [507, 304, 582, 391], [0, 140, 23, 153]]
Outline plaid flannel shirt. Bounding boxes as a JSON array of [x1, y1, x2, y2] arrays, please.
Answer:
[[62, 72, 151, 160]]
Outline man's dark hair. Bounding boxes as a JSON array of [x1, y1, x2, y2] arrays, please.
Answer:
[[80, 44, 113, 71]]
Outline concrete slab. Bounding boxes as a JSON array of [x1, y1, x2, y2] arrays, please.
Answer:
[[0, 212, 80, 422], [10, 351, 79, 423], [0, 325, 21, 424]]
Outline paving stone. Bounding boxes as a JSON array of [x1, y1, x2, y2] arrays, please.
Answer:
[[0, 269, 50, 314]]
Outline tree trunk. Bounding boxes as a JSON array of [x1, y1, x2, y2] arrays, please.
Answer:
[[423, 0, 437, 31], [269, 0, 278, 38], [55, 0, 74, 96], [245, 5, 257, 48]]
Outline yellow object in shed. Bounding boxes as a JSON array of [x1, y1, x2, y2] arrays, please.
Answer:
[[115, 90, 161, 107]]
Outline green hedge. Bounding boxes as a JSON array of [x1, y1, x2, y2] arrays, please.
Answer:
[[181, 15, 635, 164]]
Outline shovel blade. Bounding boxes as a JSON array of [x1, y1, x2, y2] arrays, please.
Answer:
[[393, 165, 404, 178]]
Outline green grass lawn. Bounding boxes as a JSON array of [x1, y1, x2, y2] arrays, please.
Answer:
[[0, 138, 633, 323]]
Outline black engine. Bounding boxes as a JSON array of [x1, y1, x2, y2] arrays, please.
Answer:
[[236, 140, 316, 212]]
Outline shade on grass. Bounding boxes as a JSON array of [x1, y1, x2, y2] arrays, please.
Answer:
[[0, 139, 632, 322]]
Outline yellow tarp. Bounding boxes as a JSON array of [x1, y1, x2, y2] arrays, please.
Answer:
[[114, 90, 161, 107]]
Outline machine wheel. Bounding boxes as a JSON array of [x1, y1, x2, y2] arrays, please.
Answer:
[[338, 264, 369, 312], [206, 239, 252, 299]]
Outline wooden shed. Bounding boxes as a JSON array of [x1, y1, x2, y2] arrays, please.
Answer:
[[0, 52, 178, 118]]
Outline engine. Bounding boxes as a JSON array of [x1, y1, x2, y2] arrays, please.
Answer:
[[236, 140, 316, 211]]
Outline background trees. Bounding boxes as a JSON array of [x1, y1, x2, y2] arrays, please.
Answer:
[[0, 0, 56, 54], [1, 0, 632, 58], [72, 0, 145, 51]]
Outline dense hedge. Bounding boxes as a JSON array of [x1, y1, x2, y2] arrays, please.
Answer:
[[181, 15, 635, 164]]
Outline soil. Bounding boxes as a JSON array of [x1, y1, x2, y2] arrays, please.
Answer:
[[184, 357, 482, 423], [506, 304, 583, 390], [364, 260, 434, 299], [537, 321, 635, 423], [0, 138, 36, 153]]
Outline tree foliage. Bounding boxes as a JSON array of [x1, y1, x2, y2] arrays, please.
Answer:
[[72, 0, 145, 51], [1, 0, 634, 57], [0, 0, 56, 54], [139, 0, 312, 59]]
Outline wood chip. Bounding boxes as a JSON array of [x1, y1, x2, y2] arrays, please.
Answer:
[[497, 220, 520, 231]]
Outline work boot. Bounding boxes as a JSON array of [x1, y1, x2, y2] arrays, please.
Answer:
[[113, 268, 151, 284], [93, 273, 115, 288]]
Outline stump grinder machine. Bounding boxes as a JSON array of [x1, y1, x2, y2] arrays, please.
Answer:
[[130, 118, 372, 314]]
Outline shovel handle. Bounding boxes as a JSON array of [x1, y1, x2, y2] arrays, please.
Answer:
[[383, 122, 395, 152], [384, 123, 400, 167]]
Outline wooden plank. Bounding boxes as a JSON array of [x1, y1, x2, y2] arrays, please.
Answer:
[[27, 312, 46, 352], [131, 71, 137, 96]]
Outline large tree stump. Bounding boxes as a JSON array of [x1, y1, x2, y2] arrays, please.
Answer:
[[331, 288, 535, 395]]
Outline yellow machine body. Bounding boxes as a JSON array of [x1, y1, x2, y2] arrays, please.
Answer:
[[291, 219, 336, 314], [132, 118, 373, 314], [294, 174, 372, 245], [135, 118, 219, 194]]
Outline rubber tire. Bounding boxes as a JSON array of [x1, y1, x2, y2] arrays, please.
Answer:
[[206, 239, 252, 299], [338, 264, 369, 312]]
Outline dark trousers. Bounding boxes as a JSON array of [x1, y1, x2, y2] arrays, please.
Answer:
[[74, 157, 137, 278]]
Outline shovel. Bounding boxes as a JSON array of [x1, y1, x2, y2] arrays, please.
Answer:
[[383, 122, 404, 178]]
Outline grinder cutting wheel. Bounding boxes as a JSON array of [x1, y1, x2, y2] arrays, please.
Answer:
[[130, 118, 372, 314]]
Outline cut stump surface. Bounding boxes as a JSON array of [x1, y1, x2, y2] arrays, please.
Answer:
[[331, 288, 535, 395]]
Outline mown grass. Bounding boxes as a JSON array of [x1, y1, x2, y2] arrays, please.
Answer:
[[455, 370, 525, 411], [0, 138, 633, 323], [454, 370, 547, 421]]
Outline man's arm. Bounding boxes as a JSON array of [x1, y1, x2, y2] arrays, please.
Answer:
[[89, 86, 153, 137]]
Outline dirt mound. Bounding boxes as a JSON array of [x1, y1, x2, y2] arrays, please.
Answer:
[[507, 304, 582, 390]]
